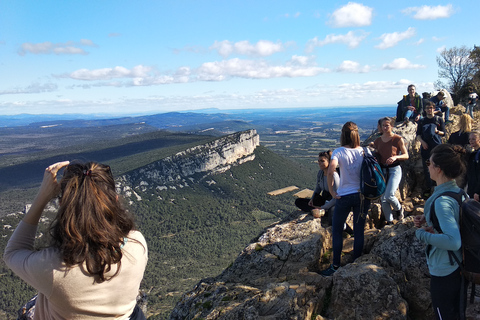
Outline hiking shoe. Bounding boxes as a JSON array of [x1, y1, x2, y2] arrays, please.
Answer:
[[319, 264, 339, 277], [397, 207, 404, 220]]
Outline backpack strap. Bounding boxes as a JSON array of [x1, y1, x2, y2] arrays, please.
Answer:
[[427, 190, 466, 267]]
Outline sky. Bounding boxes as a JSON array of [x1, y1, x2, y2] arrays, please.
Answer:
[[0, 0, 478, 116]]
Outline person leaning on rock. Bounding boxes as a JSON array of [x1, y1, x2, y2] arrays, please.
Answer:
[[430, 91, 451, 124]]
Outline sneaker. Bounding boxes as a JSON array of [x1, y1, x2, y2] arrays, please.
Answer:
[[319, 264, 339, 277], [397, 207, 404, 220]]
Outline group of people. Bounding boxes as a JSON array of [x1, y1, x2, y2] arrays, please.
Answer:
[[295, 84, 479, 319], [2, 83, 478, 319]]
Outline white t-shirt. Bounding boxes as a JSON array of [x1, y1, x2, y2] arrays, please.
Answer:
[[469, 92, 478, 104], [331, 146, 364, 196]]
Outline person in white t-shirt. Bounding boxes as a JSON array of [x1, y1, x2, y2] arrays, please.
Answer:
[[320, 121, 370, 276]]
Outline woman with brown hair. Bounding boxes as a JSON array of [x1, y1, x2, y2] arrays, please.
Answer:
[[414, 144, 466, 319], [320, 121, 370, 276], [373, 117, 409, 224], [4, 161, 148, 319], [295, 150, 339, 219]]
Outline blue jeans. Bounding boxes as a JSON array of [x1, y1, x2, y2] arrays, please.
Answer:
[[331, 193, 370, 266], [466, 104, 474, 118], [381, 166, 402, 222], [435, 106, 450, 121]]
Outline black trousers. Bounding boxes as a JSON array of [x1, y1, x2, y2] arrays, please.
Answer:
[[430, 268, 465, 320]]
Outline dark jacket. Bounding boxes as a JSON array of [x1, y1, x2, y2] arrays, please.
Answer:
[[401, 94, 423, 119], [466, 149, 480, 198]]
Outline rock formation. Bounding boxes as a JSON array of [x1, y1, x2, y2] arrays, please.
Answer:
[[169, 111, 480, 320], [118, 129, 260, 196]]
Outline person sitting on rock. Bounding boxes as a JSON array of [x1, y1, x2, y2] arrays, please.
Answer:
[[397, 84, 423, 124], [320, 121, 370, 276], [416, 101, 445, 198], [373, 117, 409, 224], [447, 113, 472, 147], [414, 144, 466, 320], [295, 150, 339, 222], [430, 91, 451, 124]]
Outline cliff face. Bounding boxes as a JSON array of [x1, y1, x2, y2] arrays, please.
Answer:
[[118, 129, 259, 195]]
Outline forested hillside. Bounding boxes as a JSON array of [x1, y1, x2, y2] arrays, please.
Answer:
[[0, 142, 316, 319]]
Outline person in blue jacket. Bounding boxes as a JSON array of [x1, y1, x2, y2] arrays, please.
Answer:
[[414, 143, 466, 320]]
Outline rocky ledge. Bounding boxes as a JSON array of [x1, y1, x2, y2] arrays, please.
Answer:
[[169, 212, 480, 320]]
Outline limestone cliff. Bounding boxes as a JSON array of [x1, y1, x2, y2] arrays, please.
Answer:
[[118, 129, 259, 196]]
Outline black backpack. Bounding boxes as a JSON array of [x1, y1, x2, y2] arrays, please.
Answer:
[[429, 190, 480, 307]]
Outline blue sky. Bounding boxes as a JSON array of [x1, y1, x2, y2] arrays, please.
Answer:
[[0, 1, 478, 115]]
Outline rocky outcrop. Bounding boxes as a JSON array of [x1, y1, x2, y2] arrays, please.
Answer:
[[169, 111, 480, 320], [169, 213, 479, 320], [118, 129, 259, 195]]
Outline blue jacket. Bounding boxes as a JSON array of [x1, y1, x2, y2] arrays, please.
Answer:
[[416, 180, 462, 276]]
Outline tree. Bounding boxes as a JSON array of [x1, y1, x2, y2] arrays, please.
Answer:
[[436, 46, 476, 104]]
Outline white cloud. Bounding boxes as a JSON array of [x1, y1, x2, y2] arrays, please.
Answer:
[[210, 40, 287, 58], [18, 40, 97, 56], [196, 58, 329, 80], [375, 27, 416, 49], [382, 58, 426, 70], [306, 31, 369, 52], [337, 60, 370, 73], [414, 38, 425, 45], [436, 45, 446, 53], [328, 2, 373, 27], [402, 4, 454, 20], [66, 65, 153, 81], [0, 82, 58, 95]]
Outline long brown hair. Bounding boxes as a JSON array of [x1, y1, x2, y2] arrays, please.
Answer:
[[50, 162, 135, 283], [340, 121, 360, 148]]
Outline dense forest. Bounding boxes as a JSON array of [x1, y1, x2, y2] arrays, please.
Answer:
[[0, 145, 316, 319]]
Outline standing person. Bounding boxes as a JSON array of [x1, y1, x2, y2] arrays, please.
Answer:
[[400, 84, 423, 123], [3, 161, 148, 320], [320, 122, 370, 276], [430, 91, 451, 123], [414, 144, 466, 320], [466, 131, 480, 201], [417, 101, 445, 198], [295, 150, 339, 220], [373, 117, 409, 224], [448, 114, 472, 147], [467, 87, 478, 119]]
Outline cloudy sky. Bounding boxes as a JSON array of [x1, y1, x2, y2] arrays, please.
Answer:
[[0, 1, 477, 115]]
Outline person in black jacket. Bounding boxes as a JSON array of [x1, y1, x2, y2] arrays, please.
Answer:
[[416, 101, 445, 198], [466, 131, 480, 201]]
